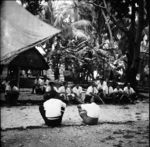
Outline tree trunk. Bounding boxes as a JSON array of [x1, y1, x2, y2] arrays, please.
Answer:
[[126, 0, 144, 88]]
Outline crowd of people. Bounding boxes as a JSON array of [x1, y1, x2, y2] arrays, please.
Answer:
[[38, 77, 138, 127], [32, 76, 137, 105], [1, 75, 138, 127]]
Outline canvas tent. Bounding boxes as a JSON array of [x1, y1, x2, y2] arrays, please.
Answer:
[[0, 1, 60, 64]]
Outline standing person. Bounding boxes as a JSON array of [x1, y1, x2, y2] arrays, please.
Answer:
[[39, 93, 67, 127], [72, 84, 84, 104], [120, 83, 136, 104], [5, 80, 19, 105], [77, 97, 100, 125]]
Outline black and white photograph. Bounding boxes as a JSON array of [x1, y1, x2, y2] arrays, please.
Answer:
[[0, 0, 149, 146]]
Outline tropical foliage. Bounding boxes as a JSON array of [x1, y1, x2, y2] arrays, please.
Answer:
[[17, 0, 149, 86]]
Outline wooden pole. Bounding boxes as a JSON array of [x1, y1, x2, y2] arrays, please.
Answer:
[[17, 66, 20, 88]]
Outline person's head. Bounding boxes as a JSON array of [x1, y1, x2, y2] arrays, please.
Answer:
[[92, 81, 97, 87], [43, 75, 47, 81], [63, 82, 68, 88], [116, 84, 120, 89], [76, 83, 80, 88], [57, 94, 67, 104], [49, 81, 54, 86], [127, 83, 131, 88], [107, 81, 112, 87]]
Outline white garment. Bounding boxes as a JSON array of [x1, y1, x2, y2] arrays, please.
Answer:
[[72, 86, 83, 97], [114, 88, 123, 93], [6, 85, 19, 92], [86, 86, 98, 95], [81, 102, 100, 118], [123, 87, 135, 94], [102, 81, 107, 88], [44, 99, 66, 118], [45, 86, 58, 92], [97, 83, 102, 90], [34, 78, 43, 85], [103, 86, 114, 95], [58, 86, 66, 94]]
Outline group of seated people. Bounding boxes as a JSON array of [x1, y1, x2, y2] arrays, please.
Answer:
[[85, 80, 137, 104], [33, 75, 137, 105]]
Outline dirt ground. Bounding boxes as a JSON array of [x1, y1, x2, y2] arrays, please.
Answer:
[[1, 121, 149, 147], [0, 90, 149, 147]]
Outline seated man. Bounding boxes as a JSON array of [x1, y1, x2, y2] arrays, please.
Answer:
[[43, 82, 58, 101], [95, 79, 103, 98], [58, 82, 72, 104], [113, 84, 123, 104], [72, 84, 84, 104], [5, 80, 19, 105], [84, 82, 98, 103], [120, 83, 136, 104], [43, 76, 50, 93], [102, 82, 114, 104], [39, 93, 67, 127], [77, 97, 100, 125], [32, 76, 44, 94]]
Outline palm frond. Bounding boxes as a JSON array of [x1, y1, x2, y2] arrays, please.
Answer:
[[71, 19, 92, 29]]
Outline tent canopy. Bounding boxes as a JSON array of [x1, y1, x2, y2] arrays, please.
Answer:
[[0, 1, 60, 62]]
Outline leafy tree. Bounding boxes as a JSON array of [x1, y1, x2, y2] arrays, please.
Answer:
[[18, 0, 149, 86]]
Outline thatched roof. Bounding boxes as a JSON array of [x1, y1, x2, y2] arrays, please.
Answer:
[[0, 1, 60, 68]]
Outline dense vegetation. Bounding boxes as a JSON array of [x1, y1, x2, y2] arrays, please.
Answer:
[[18, 0, 149, 86]]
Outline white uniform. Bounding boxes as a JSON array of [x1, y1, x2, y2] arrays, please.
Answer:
[[86, 86, 98, 96], [114, 88, 123, 93], [81, 102, 100, 118], [123, 87, 135, 95], [44, 99, 66, 118], [72, 86, 83, 97], [103, 86, 114, 95]]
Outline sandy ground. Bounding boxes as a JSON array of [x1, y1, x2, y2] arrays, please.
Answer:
[[1, 121, 149, 147], [0, 90, 149, 147]]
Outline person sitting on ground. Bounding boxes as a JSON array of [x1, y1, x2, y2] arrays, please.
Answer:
[[113, 84, 123, 104], [77, 96, 100, 125], [72, 83, 84, 104], [43, 75, 50, 93], [120, 83, 136, 104], [5, 80, 19, 105], [84, 82, 99, 103], [32, 75, 44, 94], [39, 93, 67, 127], [95, 78, 103, 97], [43, 81, 58, 101], [102, 81, 114, 103], [58, 82, 70, 103]]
